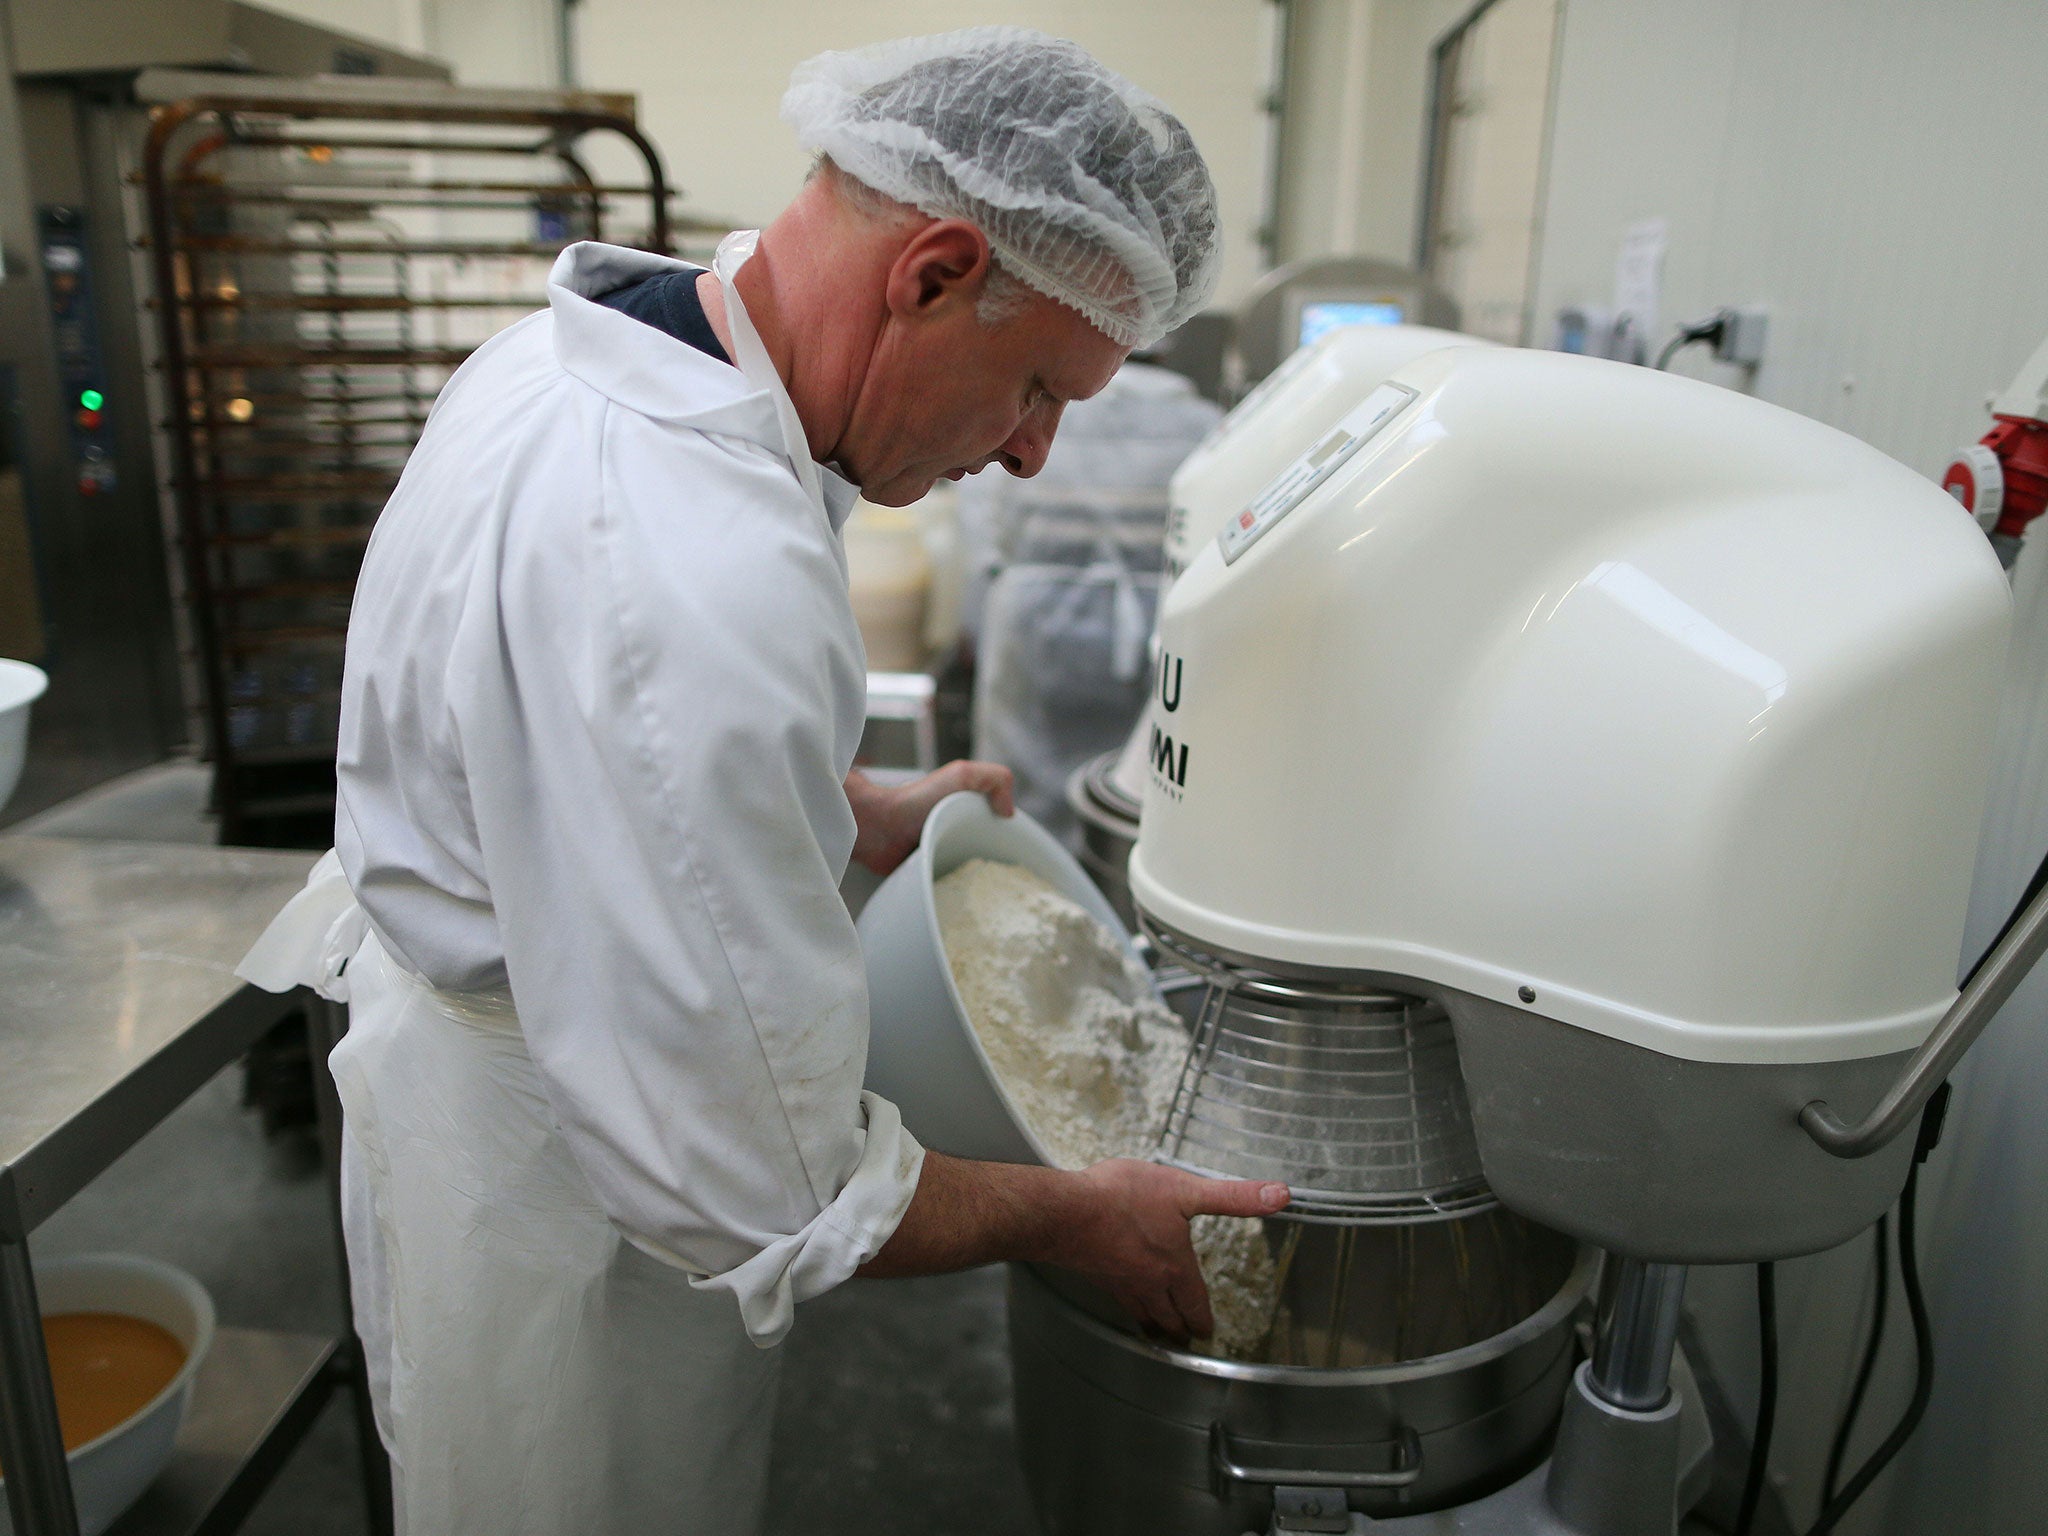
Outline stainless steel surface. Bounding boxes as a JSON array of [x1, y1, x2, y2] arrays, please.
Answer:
[[1210, 1422, 1422, 1492], [1266, 1212, 1579, 1369], [0, 1238, 78, 1536], [1144, 918, 1494, 1225], [1066, 752, 1138, 929], [1587, 1261, 1685, 1413], [1008, 1233, 1595, 1535], [0, 835, 316, 1235], [1446, 990, 1916, 1262], [1801, 874, 2048, 1157], [1, 16, 185, 826], [99, 1328, 335, 1536], [2, 6, 463, 828], [0, 832, 362, 1536]]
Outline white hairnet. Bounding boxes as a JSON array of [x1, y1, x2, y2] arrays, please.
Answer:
[[781, 27, 1221, 350]]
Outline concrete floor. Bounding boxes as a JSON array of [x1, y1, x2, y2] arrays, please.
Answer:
[[14, 762, 1765, 1536]]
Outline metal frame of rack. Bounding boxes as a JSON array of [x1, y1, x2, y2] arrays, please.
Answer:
[[135, 79, 692, 844]]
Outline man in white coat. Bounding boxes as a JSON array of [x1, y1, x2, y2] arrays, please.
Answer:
[[239, 27, 1286, 1534]]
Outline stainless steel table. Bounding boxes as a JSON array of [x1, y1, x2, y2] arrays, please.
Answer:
[[0, 836, 382, 1536]]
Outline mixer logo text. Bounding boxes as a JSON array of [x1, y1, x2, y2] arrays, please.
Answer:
[[1149, 723, 1189, 796], [1151, 653, 1190, 797], [1158, 654, 1183, 713]]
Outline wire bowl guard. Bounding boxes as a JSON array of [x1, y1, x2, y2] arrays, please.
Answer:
[[1144, 916, 1495, 1225]]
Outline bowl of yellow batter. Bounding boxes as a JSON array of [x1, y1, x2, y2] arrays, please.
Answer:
[[0, 1254, 216, 1536]]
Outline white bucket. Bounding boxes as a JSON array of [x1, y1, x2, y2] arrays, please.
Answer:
[[857, 791, 1158, 1165]]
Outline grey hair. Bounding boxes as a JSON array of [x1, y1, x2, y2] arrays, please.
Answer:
[[813, 154, 1033, 329]]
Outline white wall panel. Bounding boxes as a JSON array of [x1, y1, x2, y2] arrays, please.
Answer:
[[1533, 0, 2048, 482], [1275, 0, 1469, 268], [573, 0, 1275, 307]]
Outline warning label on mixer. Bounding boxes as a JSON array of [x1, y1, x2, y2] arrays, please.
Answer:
[[1218, 381, 1417, 565]]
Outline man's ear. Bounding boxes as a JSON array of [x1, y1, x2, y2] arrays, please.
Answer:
[[884, 219, 993, 320]]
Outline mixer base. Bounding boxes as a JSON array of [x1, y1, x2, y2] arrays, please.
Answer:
[[1266, 1356, 1712, 1536]]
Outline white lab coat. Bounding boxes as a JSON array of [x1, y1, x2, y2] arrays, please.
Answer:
[[238, 238, 926, 1534]]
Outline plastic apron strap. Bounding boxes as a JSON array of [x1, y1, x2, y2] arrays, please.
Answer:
[[714, 229, 825, 516]]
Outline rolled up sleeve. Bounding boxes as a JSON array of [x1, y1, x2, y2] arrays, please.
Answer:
[[457, 410, 922, 1345]]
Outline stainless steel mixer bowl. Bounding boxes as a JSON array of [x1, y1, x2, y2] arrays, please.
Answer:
[[1009, 1214, 1595, 1535], [1066, 750, 1141, 930]]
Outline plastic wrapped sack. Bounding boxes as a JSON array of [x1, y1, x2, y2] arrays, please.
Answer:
[[975, 561, 1160, 839]]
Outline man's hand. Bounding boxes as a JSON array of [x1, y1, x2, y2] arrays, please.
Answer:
[[846, 761, 1015, 876], [858, 1151, 1288, 1344], [1042, 1160, 1288, 1342]]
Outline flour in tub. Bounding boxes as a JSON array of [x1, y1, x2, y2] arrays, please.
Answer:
[[933, 857, 1278, 1359]]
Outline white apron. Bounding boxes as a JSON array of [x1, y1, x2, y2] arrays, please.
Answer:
[[238, 234, 839, 1535]]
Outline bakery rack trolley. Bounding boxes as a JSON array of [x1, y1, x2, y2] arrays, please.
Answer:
[[135, 74, 704, 845]]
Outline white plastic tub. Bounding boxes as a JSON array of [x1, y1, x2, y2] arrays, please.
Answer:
[[857, 791, 1159, 1165], [0, 659, 48, 814], [0, 1254, 216, 1536]]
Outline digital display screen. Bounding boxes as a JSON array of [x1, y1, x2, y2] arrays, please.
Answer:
[[1299, 299, 1405, 348]]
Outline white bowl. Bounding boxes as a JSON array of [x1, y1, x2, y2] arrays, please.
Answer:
[[0, 659, 48, 815], [857, 791, 1158, 1165], [0, 1254, 216, 1536]]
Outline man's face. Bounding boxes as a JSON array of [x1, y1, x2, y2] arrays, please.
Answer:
[[840, 283, 1130, 507]]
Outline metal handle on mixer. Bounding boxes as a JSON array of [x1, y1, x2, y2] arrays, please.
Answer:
[[1800, 874, 2048, 1158], [1208, 1422, 1424, 1493]]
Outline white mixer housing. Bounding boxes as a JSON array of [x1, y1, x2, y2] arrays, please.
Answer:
[[1130, 346, 2012, 1259], [1109, 324, 1491, 807], [1165, 323, 1489, 581]]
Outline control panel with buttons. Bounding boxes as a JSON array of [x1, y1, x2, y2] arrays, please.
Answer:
[[39, 205, 118, 501]]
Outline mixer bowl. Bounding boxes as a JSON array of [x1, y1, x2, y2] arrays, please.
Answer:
[[1010, 1218, 1596, 1535], [857, 790, 1161, 1165], [0, 659, 48, 815], [1065, 750, 1141, 929], [0, 1254, 216, 1536]]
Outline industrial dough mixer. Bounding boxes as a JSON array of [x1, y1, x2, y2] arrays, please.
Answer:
[[1018, 341, 2047, 1535], [1068, 322, 1490, 928]]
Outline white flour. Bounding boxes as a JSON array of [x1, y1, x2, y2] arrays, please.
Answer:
[[934, 858, 1278, 1359]]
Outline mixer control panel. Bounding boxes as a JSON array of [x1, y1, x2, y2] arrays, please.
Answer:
[[1220, 381, 1416, 565], [39, 207, 118, 502]]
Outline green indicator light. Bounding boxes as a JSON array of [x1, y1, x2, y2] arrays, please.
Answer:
[[78, 389, 104, 411]]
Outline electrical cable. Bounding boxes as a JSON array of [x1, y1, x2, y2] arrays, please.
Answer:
[[1654, 313, 1729, 371], [1735, 1260, 1778, 1536], [1807, 838, 2048, 1530], [1805, 1139, 1938, 1536], [1822, 1214, 1890, 1505]]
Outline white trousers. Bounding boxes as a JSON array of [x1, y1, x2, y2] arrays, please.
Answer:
[[330, 932, 781, 1535]]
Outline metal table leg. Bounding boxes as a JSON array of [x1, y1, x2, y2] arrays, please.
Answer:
[[0, 1236, 79, 1536]]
